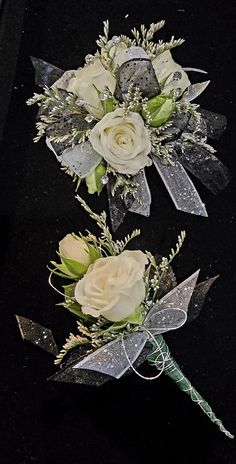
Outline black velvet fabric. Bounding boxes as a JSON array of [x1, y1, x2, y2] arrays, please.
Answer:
[[0, 1, 236, 463]]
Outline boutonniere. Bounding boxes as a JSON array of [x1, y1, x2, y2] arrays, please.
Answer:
[[27, 20, 230, 230], [16, 196, 233, 438]]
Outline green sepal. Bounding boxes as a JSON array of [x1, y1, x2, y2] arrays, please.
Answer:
[[86, 242, 101, 263], [107, 307, 144, 332], [57, 301, 94, 321], [142, 95, 175, 127], [85, 163, 106, 195], [59, 254, 88, 277], [125, 306, 143, 325], [106, 320, 128, 332], [49, 261, 78, 279]]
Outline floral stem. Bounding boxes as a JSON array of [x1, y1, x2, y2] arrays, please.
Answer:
[[147, 335, 234, 439]]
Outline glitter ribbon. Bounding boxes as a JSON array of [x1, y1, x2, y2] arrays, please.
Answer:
[[72, 271, 199, 377]]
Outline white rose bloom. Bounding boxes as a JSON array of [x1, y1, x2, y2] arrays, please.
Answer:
[[75, 250, 148, 322], [102, 39, 127, 65], [152, 50, 190, 95], [88, 108, 152, 175], [113, 46, 149, 67], [67, 60, 116, 119], [52, 70, 76, 91], [59, 234, 90, 266]]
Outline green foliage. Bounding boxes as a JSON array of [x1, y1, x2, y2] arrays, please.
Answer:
[[145, 230, 186, 303]]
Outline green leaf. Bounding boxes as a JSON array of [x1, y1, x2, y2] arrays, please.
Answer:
[[85, 163, 106, 195], [125, 306, 143, 325], [107, 320, 128, 332], [59, 301, 94, 321], [63, 283, 76, 298], [69, 304, 95, 321], [59, 255, 88, 277], [142, 95, 175, 127], [107, 307, 144, 332]]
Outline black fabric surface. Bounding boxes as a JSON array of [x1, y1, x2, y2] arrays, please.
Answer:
[[0, 1, 236, 463]]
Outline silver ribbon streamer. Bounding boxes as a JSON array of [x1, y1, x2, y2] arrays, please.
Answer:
[[152, 156, 208, 217], [187, 275, 218, 323], [125, 169, 152, 217], [179, 145, 230, 195], [199, 109, 227, 141], [15, 315, 58, 356], [183, 81, 210, 102], [57, 142, 102, 178], [161, 269, 199, 308], [30, 56, 64, 88], [106, 178, 131, 232], [73, 332, 148, 379], [73, 271, 198, 378]]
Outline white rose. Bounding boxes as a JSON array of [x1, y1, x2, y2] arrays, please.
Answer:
[[152, 50, 190, 95], [59, 234, 91, 266], [88, 108, 152, 175], [52, 70, 76, 91], [67, 60, 116, 119], [75, 250, 148, 322], [112, 46, 149, 67], [101, 39, 127, 64]]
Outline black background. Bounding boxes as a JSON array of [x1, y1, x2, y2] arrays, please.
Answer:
[[0, 1, 236, 463]]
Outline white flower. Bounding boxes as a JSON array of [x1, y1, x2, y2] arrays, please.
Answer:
[[67, 60, 116, 119], [102, 39, 127, 65], [152, 50, 190, 95], [112, 45, 149, 67], [88, 108, 152, 175], [52, 70, 76, 91], [75, 250, 148, 322], [59, 234, 91, 266]]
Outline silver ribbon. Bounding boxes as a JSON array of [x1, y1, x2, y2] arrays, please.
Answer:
[[15, 315, 58, 356], [30, 56, 64, 88], [73, 270, 199, 378], [152, 156, 208, 217], [57, 142, 102, 178], [179, 145, 230, 195], [125, 169, 152, 217], [183, 81, 210, 102]]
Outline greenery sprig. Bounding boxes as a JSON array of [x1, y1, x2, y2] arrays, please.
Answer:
[[131, 21, 184, 58]]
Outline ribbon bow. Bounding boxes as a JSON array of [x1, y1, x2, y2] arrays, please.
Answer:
[[72, 270, 199, 378]]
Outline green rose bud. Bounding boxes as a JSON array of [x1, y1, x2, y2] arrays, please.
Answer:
[[85, 163, 106, 195], [142, 95, 175, 127]]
